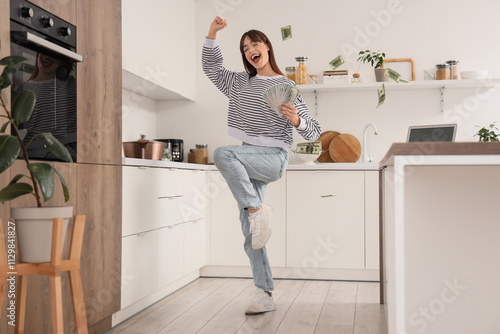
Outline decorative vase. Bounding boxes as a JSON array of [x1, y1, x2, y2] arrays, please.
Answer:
[[11, 206, 73, 263], [375, 68, 389, 82]]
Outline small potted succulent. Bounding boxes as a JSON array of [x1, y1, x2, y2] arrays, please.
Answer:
[[475, 122, 500, 142], [358, 50, 387, 82], [0, 43, 74, 262]]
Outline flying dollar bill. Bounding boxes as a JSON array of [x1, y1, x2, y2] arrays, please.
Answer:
[[329, 55, 345, 70], [377, 84, 386, 108], [384, 67, 401, 82], [281, 25, 292, 41], [296, 141, 322, 154]]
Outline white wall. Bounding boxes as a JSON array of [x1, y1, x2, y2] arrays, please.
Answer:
[[122, 88, 158, 142], [151, 0, 500, 163]]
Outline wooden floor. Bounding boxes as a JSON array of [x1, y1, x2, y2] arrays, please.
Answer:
[[107, 278, 387, 334]]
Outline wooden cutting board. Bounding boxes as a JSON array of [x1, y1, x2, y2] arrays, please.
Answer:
[[329, 134, 362, 163], [317, 131, 340, 162]]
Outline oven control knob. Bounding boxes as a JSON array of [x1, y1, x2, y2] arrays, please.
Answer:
[[20, 7, 34, 18], [41, 17, 54, 28], [59, 26, 72, 37]]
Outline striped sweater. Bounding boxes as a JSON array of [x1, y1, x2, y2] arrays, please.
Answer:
[[202, 38, 321, 149]]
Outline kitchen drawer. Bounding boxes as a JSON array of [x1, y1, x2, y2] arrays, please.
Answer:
[[158, 196, 185, 227], [122, 166, 160, 236], [286, 171, 365, 270], [157, 224, 184, 289], [184, 218, 206, 274], [121, 231, 158, 308], [154, 168, 184, 198]]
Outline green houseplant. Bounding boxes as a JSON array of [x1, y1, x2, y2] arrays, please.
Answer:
[[0, 42, 74, 262], [358, 50, 387, 82], [475, 122, 500, 142]]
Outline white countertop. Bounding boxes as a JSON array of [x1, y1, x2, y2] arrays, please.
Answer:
[[122, 157, 380, 171]]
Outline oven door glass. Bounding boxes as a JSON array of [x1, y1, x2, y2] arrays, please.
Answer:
[[10, 37, 77, 162]]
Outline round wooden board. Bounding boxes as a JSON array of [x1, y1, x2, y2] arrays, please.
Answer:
[[329, 134, 362, 163], [317, 131, 340, 162]]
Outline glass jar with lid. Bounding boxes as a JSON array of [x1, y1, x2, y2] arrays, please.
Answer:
[[295, 57, 308, 85], [446, 60, 459, 80], [436, 64, 450, 80], [285, 66, 296, 83], [195, 144, 208, 164]]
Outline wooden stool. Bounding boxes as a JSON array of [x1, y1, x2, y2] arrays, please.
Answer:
[[0, 215, 88, 334]]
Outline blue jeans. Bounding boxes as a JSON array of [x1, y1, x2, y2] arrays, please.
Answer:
[[213, 144, 288, 291]]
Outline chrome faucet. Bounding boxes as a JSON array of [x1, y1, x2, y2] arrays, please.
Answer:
[[362, 123, 379, 163]]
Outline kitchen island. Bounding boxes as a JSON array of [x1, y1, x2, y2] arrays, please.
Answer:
[[380, 142, 500, 334]]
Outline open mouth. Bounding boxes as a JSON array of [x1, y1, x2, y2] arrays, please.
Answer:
[[251, 53, 261, 64], [40, 56, 54, 68]]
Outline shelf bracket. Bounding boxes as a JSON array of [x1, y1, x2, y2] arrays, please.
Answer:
[[314, 90, 319, 116], [440, 86, 445, 112]]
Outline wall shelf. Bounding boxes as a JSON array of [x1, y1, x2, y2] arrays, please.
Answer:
[[298, 78, 500, 113], [299, 78, 500, 93]]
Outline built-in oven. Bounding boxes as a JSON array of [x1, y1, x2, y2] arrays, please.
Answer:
[[9, 0, 82, 162]]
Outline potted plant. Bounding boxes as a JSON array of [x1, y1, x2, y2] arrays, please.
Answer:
[[358, 50, 387, 82], [475, 122, 500, 142], [0, 44, 73, 263]]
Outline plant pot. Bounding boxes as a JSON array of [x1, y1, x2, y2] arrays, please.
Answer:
[[11, 206, 73, 263], [375, 68, 389, 82]]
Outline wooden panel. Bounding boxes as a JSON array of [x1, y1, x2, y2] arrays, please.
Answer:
[[4, 160, 78, 333], [88, 315, 112, 334], [0, 0, 11, 233], [76, 163, 121, 328], [76, 0, 122, 165], [29, 0, 76, 24]]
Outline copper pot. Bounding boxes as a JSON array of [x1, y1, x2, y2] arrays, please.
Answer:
[[123, 135, 165, 160]]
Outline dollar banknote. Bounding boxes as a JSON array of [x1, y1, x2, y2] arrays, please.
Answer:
[[329, 55, 345, 70], [384, 67, 401, 82], [296, 141, 322, 154], [262, 83, 300, 116], [281, 25, 292, 41], [376, 84, 385, 108]]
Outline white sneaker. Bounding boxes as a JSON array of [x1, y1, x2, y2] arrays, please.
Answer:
[[248, 204, 273, 250], [245, 288, 276, 315]]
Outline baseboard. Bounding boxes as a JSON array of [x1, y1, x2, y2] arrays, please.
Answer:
[[201, 265, 379, 282]]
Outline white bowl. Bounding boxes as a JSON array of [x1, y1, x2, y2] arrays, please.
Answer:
[[295, 153, 320, 164], [460, 70, 488, 80]]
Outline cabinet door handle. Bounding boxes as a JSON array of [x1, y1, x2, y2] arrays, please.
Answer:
[[138, 166, 147, 170], [321, 194, 336, 198], [137, 232, 147, 237]]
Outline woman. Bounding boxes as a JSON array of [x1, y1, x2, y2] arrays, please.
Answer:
[[203, 16, 321, 314]]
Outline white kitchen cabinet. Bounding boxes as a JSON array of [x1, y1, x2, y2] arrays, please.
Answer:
[[122, 0, 196, 100], [157, 224, 184, 289], [121, 231, 158, 308], [184, 219, 206, 275], [365, 171, 380, 269], [286, 171, 365, 270], [122, 166, 160, 236], [118, 164, 209, 323], [180, 170, 208, 222], [123, 166, 186, 234], [209, 171, 286, 267]]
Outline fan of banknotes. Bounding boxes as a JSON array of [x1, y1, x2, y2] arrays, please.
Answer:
[[262, 83, 300, 116]]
